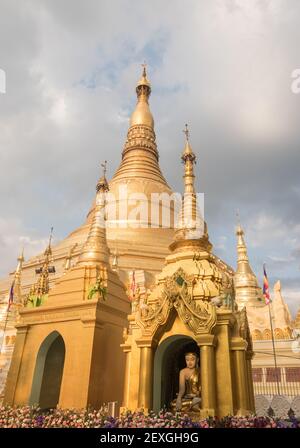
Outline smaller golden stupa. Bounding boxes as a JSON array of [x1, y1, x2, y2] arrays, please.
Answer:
[[4, 167, 131, 410], [120, 128, 255, 418]]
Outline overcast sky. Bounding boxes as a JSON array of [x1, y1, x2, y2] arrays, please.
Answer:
[[0, 0, 299, 316]]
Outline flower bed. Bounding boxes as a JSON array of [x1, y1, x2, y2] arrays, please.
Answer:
[[0, 406, 299, 428]]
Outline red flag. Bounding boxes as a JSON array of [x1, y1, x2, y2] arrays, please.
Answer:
[[263, 264, 271, 305]]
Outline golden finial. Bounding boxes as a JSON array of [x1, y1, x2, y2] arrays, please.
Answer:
[[78, 161, 110, 266], [96, 161, 109, 193], [27, 230, 56, 305], [181, 124, 196, 163], [235, 216, 253, 273], [17, 245, 25, 263], [49, 226, 53, 244], [236, 210, 242, 233], [130, 63, 153, 127], [235, 210, 245, 237], [136, 62, 151, 90], [141, 61, 147, 78], [11, 246, 25, 307], [44, 226, 54, 256], [101, 160, 107, 178], [183, 123, 189, 141], [236, 209, 242, 227]]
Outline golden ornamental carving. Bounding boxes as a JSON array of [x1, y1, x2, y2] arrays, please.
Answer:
[[123, 125, 158, 156], [135, 268, 216, 337]]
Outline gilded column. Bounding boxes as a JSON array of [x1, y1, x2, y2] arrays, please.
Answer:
[[3, 326, 29, 405], [121, 345, 131, 409], [214, 311, 235, 416], [196, 334, 217, 418], [246, 352, 255, 412], [137, 342, 153, 410], [231, 338, 250, 415]]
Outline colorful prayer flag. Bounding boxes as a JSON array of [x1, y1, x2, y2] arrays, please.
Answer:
[[263, 264, 271, 305]]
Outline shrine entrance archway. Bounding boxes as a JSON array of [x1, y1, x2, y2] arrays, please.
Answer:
[[30, 331, 65, 409]]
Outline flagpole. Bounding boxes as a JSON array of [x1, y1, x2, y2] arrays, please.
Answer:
[[267, 300, 281, 395], [263, 263, 280, 396]]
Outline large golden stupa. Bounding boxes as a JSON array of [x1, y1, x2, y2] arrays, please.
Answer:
[[1, 67, 256, 417]]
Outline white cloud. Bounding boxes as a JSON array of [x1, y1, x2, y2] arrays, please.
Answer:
[[247, 213, 286, 248], [0, 218, 52, 276]]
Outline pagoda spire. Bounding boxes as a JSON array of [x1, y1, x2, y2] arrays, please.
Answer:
[[78, 162, 110, 266], [12, 247, 24, 307], [234, 218, 263, 308], [130, 62, 153, 128], [181, 124, 197, 224], [111, 65, 169, 186], [35, 227, 54, 297], [170, 125, 210, 252], [235, 221, 255, 276]]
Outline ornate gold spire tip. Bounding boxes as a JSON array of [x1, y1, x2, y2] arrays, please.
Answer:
[[235, 210, 244, 235], [183, 123, 189, 141], [18, 245, 25, 262], [44, 226, 53, 256], [129, 63, 154, 128], [97, 160, 109, 193], [78, 160, 110, 266], [142, 62, 147, 77], [182, 124, 196, 163], [137, 62, 151, 89], [101, 160, 107, 177]]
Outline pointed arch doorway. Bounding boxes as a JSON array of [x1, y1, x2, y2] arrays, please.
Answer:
[[30, 331, 65, 409], [153, 335, 200, 412]]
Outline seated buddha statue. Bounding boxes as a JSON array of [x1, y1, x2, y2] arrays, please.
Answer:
[[171, 352, 201, 413]]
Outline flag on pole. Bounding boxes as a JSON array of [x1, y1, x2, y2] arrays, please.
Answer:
[[7, 279, 15, 311], [263, 264, 271, 305], [130, 270, 136, 302]]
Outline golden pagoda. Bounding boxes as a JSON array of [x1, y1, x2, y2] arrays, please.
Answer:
[[234, 222, 264, 310], [234, 223, 293, 341], [2, 67, 255, 417]]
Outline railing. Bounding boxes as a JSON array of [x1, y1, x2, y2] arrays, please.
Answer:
[[253, 367, 300, 398]]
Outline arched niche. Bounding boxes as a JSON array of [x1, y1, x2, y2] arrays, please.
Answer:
[[153, 334, 199, 412], [29, 331, 65, 409]]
